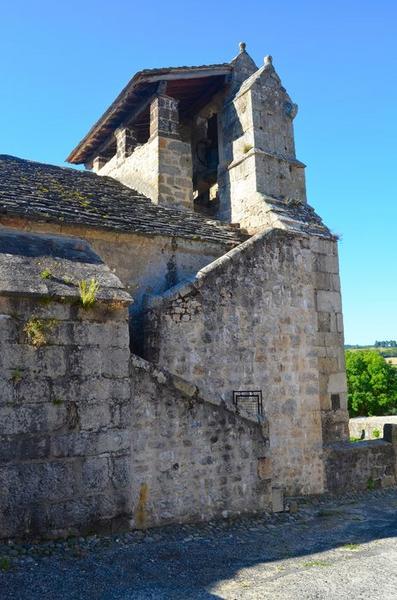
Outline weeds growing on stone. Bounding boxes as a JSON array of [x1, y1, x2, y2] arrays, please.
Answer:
[[367, 477, 375, 490], [11, 367, 23, 384], [0, 556, 11, 571], [78, 278, 99, 308], [343, 542, 360, 550], [40, 268, 52, 280], [372, 428, 381, 438], [303, 560, 329, 568], [24, 318, 56, 347]]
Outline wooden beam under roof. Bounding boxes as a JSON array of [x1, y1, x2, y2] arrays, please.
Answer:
[[142, 66, 231, 83]]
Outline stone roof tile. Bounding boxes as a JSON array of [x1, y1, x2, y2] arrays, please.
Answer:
[[0, 155, 244, 246]]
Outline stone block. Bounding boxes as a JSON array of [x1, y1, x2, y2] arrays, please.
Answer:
[[336, 313, 344, 333], [82, 456, 110, 492], [316, 291, 342, 313], [381, 475, 396, 488], [384, 423, 397, 444], [102, 348, 129, 378], [0, 403, 65, 435], [0, 378, 14, 404], [271, 487, 284, 512], [327, 372, 348, 394], [68, 347, 102, 377], [257, 457, 272, 480], [0, 314, 18, 342], [51, 430, 131, 458], [111, 455, 131, 488], [79, 402, 112, 431]]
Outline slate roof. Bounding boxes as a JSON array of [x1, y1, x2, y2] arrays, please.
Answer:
[[0, 228, 131, 303], [0, 155, 244, 246]]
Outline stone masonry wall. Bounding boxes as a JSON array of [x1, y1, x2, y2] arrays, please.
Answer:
[[311, 236, 349, 444], [0, 218, 230, 324], [99, 97, 193, 211], [144, 229, 327, 497], [350, 416, 397, 441], [129, 355, 271, 528], [0, 296, 132, 540], [157, 136, 193, 210], [325, 440, 396, 493], [98, 137, 159, 201]]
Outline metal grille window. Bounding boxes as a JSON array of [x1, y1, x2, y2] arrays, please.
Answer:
[[233, 390, 263, 416]]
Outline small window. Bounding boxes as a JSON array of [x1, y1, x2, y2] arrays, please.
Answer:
[[331, 393, 340, 411]]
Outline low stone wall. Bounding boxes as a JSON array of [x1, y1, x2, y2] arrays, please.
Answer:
[[0, 296, 132, 540], [129, 355, 272, 527], [325, 439, 396, 493], [349, 416, 397, 440]]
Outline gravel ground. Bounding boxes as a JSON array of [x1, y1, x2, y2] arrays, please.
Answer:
[[1, 488, 397, 599]]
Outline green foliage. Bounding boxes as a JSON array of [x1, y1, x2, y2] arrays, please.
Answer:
[[343, 543, 360, 550], [40, 268, 52, 280], [372, 428, 381, 438], [345, 350, 397, 416], [345, 344, 397, 358], [303, 560, 329, 568], [24, 318, 56, 347], [0, 556, 11, 571], [11, 368, 23, 384], [367, 477, 375, 490], [78, 278, 100, 308], [375, 340, 397, 348]]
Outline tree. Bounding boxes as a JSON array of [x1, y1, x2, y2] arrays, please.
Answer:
[[345, 350, 397, 417]]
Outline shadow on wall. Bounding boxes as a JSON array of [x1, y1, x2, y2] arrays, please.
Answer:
[[217, 100, 244, 223], [0, 230, 103, 263]]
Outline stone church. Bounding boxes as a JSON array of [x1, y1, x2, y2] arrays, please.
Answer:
[[0, 44, 394, 540]]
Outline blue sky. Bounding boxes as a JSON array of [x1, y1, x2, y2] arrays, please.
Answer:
[[1, 0, 396, 344]]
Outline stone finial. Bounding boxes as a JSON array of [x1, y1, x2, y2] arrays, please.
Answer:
[[239, 42, 247, 53], [264, 55, 273, 66]]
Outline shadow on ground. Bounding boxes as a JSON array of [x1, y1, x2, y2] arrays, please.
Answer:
[[2, 489, 397, 599]]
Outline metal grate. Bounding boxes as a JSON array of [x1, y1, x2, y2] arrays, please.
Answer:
[[233, 390, 263, 416]]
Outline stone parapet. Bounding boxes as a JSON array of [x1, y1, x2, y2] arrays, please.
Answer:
[[325, 439, 396, 493], [129, 355, 271, 528], [350, 416, 397, 441]]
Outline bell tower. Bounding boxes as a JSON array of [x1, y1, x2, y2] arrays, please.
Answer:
[[218, 53, 307, 232]]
